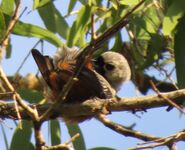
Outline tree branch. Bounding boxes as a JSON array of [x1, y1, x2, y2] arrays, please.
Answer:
[[0, 89, 185, 120], [97, 114, 158, 141]]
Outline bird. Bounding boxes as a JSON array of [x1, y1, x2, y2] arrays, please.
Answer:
[[94, 51, 131, 92], [31, 47, 131, 122]]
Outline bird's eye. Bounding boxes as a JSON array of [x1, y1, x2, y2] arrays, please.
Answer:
[[105, 63, 115, 71]]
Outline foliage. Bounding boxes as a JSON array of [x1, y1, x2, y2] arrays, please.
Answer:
[[0, 0, 185, 149]]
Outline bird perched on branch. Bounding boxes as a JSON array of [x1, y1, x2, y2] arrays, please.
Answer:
[[32, 47, 131, 122]]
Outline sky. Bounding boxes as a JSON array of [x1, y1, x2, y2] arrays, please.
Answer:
[[1, 0, 185, 150]]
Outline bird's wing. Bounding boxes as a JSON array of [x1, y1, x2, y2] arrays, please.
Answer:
[[31, 49, 55, 89]]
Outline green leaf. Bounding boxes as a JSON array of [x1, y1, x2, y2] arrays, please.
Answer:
[[10, 121, 32, 150], [89, 147, 115, 150], [0, 9, 6, 40], [38, 2, 69, 39], [143, 34, 163, 69], [33, 0, 51, 9], [66, 124, 86, 150], [68, 0, 77, 15], [13, 21, 62, 47], [3, 14, 62, 46], [120, 0, 140, 5], [0, 0, 14, 15], [67, 5, 95, 47], [130, 16, 151, 40], [79, 0, 87, 5], [163, 0, 185, 36], [174, 15, 185, 88], [18, 88, 43, 103], [111, 32, 122, 52], [50, 120, 61, 145], [5, 39, 12, 58], [1, 124, 9, 150]]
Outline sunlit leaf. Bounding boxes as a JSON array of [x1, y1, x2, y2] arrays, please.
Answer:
[[67, 5, 95, 47], [120, 0, 140, 5], [33, 0, 51, 9], [0, 0, 14, 15], [68, 0, 77, 15], [174, 15, 185, 88], [1, 13, 62, 46], [0, 9, 6, 40], [130, 16, 151, 40], [38, 2, 69, 39], [66, 124, 86, 150], [10, 121, 32, 150], [163, 0, 185, 36], [109, 0, 118, 10], [50, 120, 61, 145]]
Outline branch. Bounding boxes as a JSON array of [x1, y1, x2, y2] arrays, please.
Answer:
[[97, 114, 158, 141], [0, 0, 21, 61], [129, 130, 185, 150], [0, 67, 39, 121], [0, 89, 185, 120]]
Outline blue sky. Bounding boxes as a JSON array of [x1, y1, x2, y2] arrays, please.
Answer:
[[1, 1, 185, 150]]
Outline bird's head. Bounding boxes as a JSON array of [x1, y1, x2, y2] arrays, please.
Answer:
[[94, 51, 131, 91]]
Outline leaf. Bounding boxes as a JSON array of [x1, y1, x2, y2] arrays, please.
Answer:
[[0, 9, 6, 40], [163, 0, 185, 36], [120, 0, 140, 5], [1, 124, 9, 150], [174, 15, 185, 88], [5, 39, 12, 58], [111, 32, 122, 52], [38, 2, 69, 39], [10, 121, 32, 150], [3, 14, 62, 47], [18, 88, 43, 103], [79, 0, 87, 5], [33, 0, 51, 9], [68, 0, 77, 15], [67, 5, 95, 47], [130, 16, 151, 40], [89, 147, 115, 150], [50, 120, 61, 145], [66, 124, 86, 150], [13, 21, 63, 47], [0, 0, 14, 15], [143, 34, 163, 69]]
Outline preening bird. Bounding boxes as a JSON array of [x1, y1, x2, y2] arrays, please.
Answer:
[[94, 51, 131, 92], [32, 47, 131, 122]]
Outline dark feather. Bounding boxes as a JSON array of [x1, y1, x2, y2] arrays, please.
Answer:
[[31, 49, 54, 88]]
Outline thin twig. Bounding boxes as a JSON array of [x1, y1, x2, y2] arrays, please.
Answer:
[[0, 92, 14, 95], [0, 67, 39, 121], [15, 40, 42, 75], [0, 0, 21, 61], [97, 114, 159, 141], [91, 13, 97, 41], [129, 130, 185, 150], [150, 80, 185, 114], [64, 133, 80, 145]]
